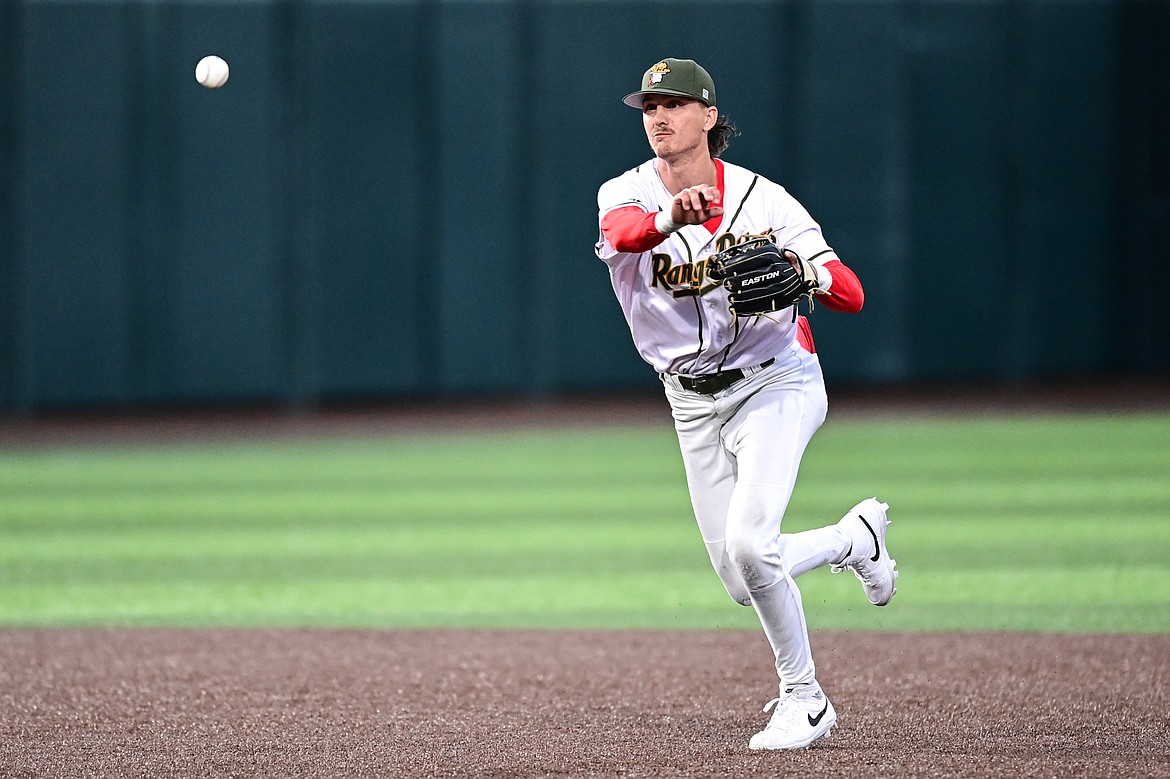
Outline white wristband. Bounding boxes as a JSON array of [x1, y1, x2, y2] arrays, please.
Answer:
[[804, 250, 836, 292], [654, 210, 683, 235], [810, 262, 830, 292]]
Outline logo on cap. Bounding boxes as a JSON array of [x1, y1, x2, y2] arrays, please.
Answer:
[[623, 58, 715, 110], [647, 62, 670, 87]]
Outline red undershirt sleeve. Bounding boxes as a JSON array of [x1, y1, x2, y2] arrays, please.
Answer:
[[818, 260, 865, 313], [600, 206, 666, 253]]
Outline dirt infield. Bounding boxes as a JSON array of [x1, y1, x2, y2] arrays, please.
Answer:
[[2, 628, 1167, 778]]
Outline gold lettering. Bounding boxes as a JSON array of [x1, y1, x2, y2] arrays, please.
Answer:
[[650, 253, 671, 288], [648, 253, 721, 298], [694, 259, 708, 286], [715, 228, 775, 254]]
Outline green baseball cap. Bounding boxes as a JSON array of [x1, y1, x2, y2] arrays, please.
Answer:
[[623, 58, 716, 109]]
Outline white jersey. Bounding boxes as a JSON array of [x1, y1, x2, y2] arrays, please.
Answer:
[[596, 159, 833, 375]]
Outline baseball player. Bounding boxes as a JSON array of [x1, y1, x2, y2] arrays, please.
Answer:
[[595, 58, 898, 751]]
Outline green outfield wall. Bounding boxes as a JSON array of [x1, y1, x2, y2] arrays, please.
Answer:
[[1, 0, 1167, 413]]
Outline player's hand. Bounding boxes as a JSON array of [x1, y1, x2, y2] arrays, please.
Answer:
[[671, 185, 723, 225]]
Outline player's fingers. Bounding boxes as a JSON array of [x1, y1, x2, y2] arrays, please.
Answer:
[[673, 194, 699, 221], [680, 189, 704, 212], [696, 186, 722, 207], [674, 187, 723, 223], [682, 185, 713, 206]]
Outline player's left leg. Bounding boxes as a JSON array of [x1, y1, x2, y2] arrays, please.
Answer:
[[774, 501, 898, 605], [829, 497, 899, 605], [776, 527, 850, 579]]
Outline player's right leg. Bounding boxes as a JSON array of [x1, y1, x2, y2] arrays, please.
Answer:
[[662, 383, 751, 605], [716, 354, 824, 686], [748, 680, 837, 751]]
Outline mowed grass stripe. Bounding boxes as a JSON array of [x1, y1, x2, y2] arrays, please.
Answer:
[[1, 412, 1167, 631]]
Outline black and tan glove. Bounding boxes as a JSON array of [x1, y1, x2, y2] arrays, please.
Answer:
[[707, 237, 819, 318]]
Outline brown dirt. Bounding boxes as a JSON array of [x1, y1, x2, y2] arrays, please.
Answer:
[[2, 628, 1167, 778], [2, 377, 1169, 447]]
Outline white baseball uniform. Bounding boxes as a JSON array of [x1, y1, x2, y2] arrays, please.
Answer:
[[596, 157, 859, 687]]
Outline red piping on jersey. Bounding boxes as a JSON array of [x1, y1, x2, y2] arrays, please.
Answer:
[[796, 315, 816, 353]]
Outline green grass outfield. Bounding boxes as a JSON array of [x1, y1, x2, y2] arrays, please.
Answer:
[[2, 411, 1168, 633]]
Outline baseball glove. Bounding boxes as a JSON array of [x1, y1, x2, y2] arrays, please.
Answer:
[[707, 237, 818, 318]]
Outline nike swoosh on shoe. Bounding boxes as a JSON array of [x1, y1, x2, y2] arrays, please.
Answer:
[[858, 514, 881, 562], [807, 699, 829, 727]]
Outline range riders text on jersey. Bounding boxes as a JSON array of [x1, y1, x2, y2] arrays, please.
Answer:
[[651, 228, 777, 298], [596, 158, 835, 375]]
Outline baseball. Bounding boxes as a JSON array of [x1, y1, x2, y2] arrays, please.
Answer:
[[195, 55, 230, 89]]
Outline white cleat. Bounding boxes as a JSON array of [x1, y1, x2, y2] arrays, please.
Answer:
[[748, 683, 837, 751], [831, 497, 899, 606]]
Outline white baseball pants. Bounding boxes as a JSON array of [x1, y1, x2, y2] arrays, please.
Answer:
[[662, 345, 850, 687]]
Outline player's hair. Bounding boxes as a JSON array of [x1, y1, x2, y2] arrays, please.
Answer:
[[709, 115, 739, 158]]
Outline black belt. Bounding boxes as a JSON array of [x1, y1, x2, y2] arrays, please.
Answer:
[[676, 358, 775, 395]]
